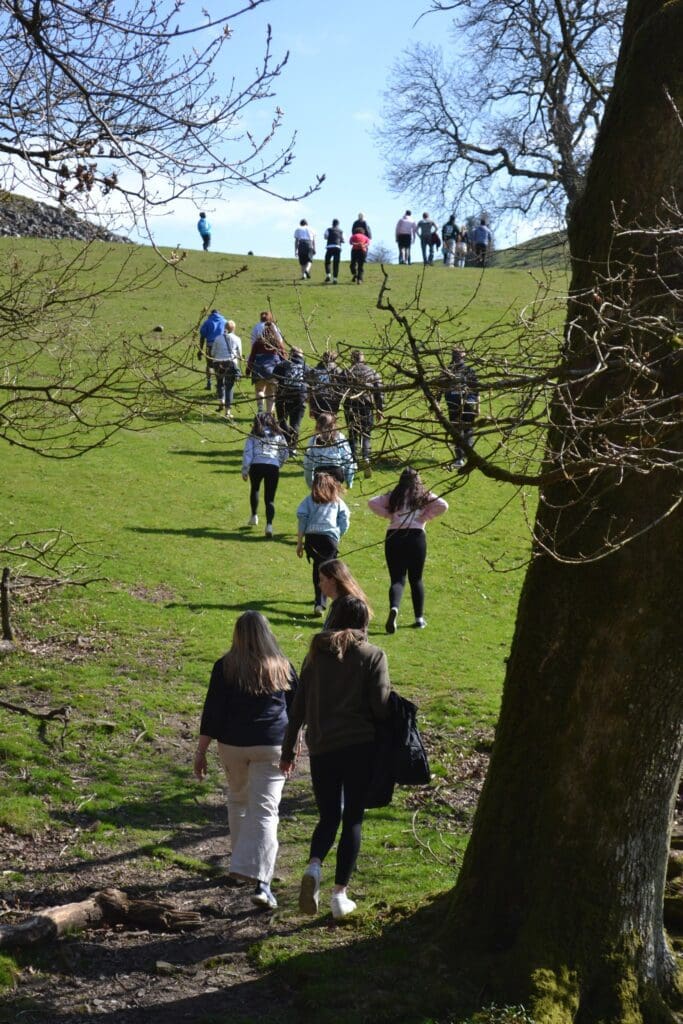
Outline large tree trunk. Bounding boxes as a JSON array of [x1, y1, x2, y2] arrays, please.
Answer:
[[448, 2, 683, 1020]]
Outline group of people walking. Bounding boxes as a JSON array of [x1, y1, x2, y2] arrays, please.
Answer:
[[195, 589, 392, 918], [192, 301, 465, 921], [198, 207, 493, 270], [395, 211, 492, 267], [294, 213, 373, 284], [194, 524, 442, 917]]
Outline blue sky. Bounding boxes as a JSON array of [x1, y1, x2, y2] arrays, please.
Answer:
[[141, 0, 531, 259]]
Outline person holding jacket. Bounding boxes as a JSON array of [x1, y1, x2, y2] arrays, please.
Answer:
[[303, 413, 355, 488], [242, 413, 289, 538], [194, 611, 298, 910], [296, 472, 350, 616], [280, 596, 392, 920], [368, 468, 448, 632]]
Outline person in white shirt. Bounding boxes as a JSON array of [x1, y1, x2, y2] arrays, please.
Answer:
[[211, 320, 242, 418], [394, 210, 417, 265], [294, 219, 316, 280]]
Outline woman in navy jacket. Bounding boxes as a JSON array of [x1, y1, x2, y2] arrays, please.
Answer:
[[194, 611, 298, 910]]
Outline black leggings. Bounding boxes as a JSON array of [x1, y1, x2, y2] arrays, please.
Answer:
[[304, 533, 338, 606], [309, 742, 375, 886], [249, 463, 279, 523], [385, 529, 427, 618]]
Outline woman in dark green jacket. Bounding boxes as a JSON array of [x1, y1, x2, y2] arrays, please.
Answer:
[[280, 597, 391, 920]]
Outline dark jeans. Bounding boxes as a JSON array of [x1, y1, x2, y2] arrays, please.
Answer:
[[344, 402, 374, 461], [420, 239, 434, 264], [275, 397, 306, 451], [445, 399, 477, 462], [304, 533, 338, 607], [324, 248, 341, 277], [350, 250, 367, 281], [309, 741, 376, 886], [215, 363, 239, 408], [385, 528, 427, 618], [249, 463, 279, 524]]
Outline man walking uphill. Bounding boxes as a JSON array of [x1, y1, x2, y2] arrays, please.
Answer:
[[342, 351, 383, 476], [472, 219, 493, 267], [197, 212, 211, 251], [198, 308, 227, 391]]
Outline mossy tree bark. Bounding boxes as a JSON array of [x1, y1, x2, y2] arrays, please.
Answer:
[[448, 2, 683, 1020]]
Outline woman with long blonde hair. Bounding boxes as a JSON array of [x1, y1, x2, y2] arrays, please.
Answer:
[[318, 558, 373, 621], [194, 611, 298, 910]]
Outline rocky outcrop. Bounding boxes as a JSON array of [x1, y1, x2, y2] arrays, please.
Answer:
[[0, 192, 129, 244]]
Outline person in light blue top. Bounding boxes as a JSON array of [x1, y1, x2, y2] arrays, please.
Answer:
[[471, 219, 493, 267], [303, 413, 355, 489], [296, 472, 351, 616], [242, 413, 289, 539], [197, 212, 211, 251]]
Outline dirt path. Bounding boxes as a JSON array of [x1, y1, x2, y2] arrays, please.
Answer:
[[0, 761, 314, 1024]]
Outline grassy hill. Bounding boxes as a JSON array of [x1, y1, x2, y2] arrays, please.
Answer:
[[0, 237, 569, 1021], [493, 229, 568, 269]]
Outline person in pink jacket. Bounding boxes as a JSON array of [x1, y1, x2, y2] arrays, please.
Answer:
[[368, 468, 448, 632]]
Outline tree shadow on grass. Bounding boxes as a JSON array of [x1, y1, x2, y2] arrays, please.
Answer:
[[127, 525, 295, 546]]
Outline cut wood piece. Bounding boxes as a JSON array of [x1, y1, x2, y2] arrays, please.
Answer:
[[0, 887, 202, 948]]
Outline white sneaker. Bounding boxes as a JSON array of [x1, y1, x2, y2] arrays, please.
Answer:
[[299, 864, 321, 915], [414, 617, 427, 629], [265, 524, 273, 539], [247, 514, 258, 527], [313, 604, 325, 617], [330, 892, 357, 920], [251, 882, 277, 910]]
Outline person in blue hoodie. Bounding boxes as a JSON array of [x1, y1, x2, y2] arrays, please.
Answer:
[[242, 413, 289, 539], [197, 212, 211, 251], [296, 472, 350, 616], [199, 308, 227, 391]]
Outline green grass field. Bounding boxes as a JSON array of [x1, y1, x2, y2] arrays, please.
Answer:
[[0, 237, 568, 1021]]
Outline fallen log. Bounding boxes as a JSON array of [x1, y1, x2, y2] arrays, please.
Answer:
[[0, 887, 201, 948], [0, 699, 70, 723]]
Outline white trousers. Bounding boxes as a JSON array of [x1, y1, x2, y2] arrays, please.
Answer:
[[217, 743, 285, 884]]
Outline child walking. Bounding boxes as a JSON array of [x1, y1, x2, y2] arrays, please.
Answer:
[[296, 473, 350, 616]]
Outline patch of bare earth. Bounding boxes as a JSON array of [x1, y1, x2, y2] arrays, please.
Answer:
[[0, 727, 493, 1024]]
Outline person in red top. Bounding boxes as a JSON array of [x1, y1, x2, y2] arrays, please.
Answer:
[[348, 230, 370, 284]]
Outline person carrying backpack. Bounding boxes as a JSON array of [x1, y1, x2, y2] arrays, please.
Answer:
[[308, 351, 343, 418], [441, 215, 457, 266], [273, 346, 308, 454]]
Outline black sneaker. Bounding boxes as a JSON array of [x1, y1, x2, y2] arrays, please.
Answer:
[[385, 607, 398, 634]]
